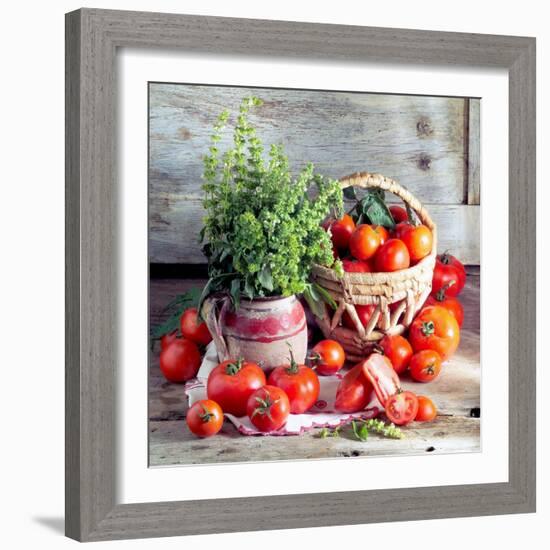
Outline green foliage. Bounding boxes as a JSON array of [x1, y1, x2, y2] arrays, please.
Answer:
[[317, 418, 404, 441], [201, 96, 343, 302], [150, 287, 202, 340], [347, 187, 396, 229]]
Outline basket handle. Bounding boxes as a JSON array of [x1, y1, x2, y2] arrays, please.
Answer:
[[339, 172, 436, 231]]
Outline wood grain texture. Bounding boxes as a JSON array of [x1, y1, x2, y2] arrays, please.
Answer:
[[66, 8, 536, 541], [467, 99, 481, 205], [151, 198, 480, 264], [148, 269, 480, 466], [149, 85, 479, 263]]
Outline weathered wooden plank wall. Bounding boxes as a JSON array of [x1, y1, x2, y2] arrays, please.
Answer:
[[149, 84, 480, 264]]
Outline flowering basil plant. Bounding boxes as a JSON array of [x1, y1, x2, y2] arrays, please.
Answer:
[[199, 96, 343, 314]]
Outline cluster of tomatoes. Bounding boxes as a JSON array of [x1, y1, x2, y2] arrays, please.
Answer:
[[326, 204, 433, 275]]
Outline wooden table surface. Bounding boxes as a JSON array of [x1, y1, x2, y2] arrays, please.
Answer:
[[149, 267, 480, 466]]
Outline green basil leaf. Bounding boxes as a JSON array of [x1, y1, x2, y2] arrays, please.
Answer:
[[363, 195, 395, 229], [258, 264, 274, 292], [312, 282, 338, 310], [302, 284, 326, 319], [230, 278, 241, 310]]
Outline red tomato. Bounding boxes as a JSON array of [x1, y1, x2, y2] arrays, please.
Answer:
[[361, 353, 401, 407], [432, 253, 466, 297], [159, 338, 201, 383], [393, 221, 412, 239], [207, 359, 266, 417], [399, 224, 433, 262], [409, 305, 460, 361], [349, 224, 381, 261], [342, 304, 377, 330], [379, 335, 413, 374], [374, 239, 410, 272], [334, 363, 374, 413], [247, 385, 290, 432], [342, 258, 372, 273], [160, 330, 178, 350], [329, 214, 356, 250], [180, 308, 212, 346], [415, 395, 437, 422], [389, 205, 409, 223], [268, 353, 320, 414], [425, 288, 464, 327], [409, 350, 442, 383], [186, 399, 223, 437], [309, 339, 346, 376], [372, 225, 389, 246], [385, 390, 419, 426]]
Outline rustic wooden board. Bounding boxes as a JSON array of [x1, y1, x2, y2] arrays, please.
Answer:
[[149, 268, 480, 466], [150, 200, 480, 264], [149, 84, 480, 264]]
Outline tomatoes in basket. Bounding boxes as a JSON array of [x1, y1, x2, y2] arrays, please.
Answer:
[[159, 338, 201, 383], [180, 307, 212, 346], [342, 258, 372, 273], [409, 305, 460, 361], [415, 395, 437, 422], [379, 334, 413, 375], [309, 339, 346, 376], [207, 358, 266, 417], [409, 350, 442, 383], [334, 363, 374, 413], [342, 304, 377, 330], [349, 224, 381, 261], [186, 399, 223, 437], [268, 352, 320, 413], [372, 225, 390, 246], [247, 385, 290, 432], [328, 214, 356, 250], [385, 390, 419, 426], [399, 224, 433, 262], [425, 284, 464, 327], [432, 253, 466, 297], [389, 205, 409, 224], [374, 239, 410, 272]]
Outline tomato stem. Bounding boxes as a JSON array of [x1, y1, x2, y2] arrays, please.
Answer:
[[225, 357, 244, 375], [421, 321, 435, 337], [435, 279, 456, 301], [198, 403, 215, 423], [285, 342, 300, 374]]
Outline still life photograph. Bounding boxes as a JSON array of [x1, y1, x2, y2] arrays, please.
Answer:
[[148, 84, 480, 466]]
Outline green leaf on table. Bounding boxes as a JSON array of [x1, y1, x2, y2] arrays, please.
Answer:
[[150, 287, 202, 340], [351, 420, 369, 442]]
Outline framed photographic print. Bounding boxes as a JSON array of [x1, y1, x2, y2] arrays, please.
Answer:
[[66, 8, 536, 542]]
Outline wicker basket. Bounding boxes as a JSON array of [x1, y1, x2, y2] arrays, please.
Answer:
[[311, 172, 437, 362]]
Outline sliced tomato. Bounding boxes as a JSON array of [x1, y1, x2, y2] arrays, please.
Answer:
[[360, 353, 401, 407], [385, 391, 419, 426]]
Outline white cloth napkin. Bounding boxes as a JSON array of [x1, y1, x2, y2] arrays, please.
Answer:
[[185, 342, 380, 435]]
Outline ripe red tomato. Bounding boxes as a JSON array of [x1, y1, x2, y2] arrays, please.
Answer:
[[361, 353, 401, 407], [409, 305, 460, 361], [186, 399, 223, 437], [432, 253, 466, 297], [425, 289, 464, 327], [342, 304, 377, 330], [415, 395, 437, 422], [349, 224, 381, 260], [399, 224, 433, 262], [385, 390, 419, 425], [374, 239, 410, 272], [207, 359, 266, 417], [309, 339, 346, 376], [393, 221, 412, 239], [389, 205, 409, 223], [334, 363, 374, 413], [372, 225, 389, 246], [180, 308, 212, 346], [328, 214, 356, 250], [379, 335, 413, 374], [160, 330, 178, 350], [247, 385, 290, 432], [268, 354, 320, 414], [409, 350, 442, 382], [342, 258, 372, 273], [159, 338, 201, 383]]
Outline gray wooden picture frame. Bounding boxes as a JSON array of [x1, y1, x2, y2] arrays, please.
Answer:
[[65, 8, 536, 542]]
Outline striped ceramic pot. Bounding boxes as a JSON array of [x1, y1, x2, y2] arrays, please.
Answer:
[[203, 294, 308, 370]]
